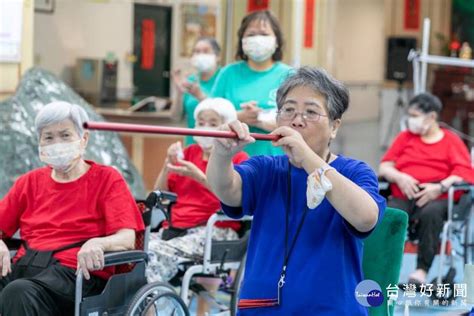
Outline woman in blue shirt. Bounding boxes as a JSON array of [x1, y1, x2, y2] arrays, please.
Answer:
[[207, 67, 386, 315], [211, 10, 291, 156], [170, 37, 222, 145]]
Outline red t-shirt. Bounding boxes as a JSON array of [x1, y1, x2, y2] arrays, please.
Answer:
[[0, 161, 145, 279], [381, 129, 474, 199], [167, 144, 248, 230]]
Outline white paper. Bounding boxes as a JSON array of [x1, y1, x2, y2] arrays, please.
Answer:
[[0, 0, 24, 62]]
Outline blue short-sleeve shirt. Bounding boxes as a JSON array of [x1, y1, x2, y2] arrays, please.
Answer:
[[222, 155, 386, 315]]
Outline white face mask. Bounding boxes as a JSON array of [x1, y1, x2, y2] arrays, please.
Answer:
[[193, 126, 218, 150], [242, 35, 277, 63], [39, 140, 83, 172], [191, 53, 217, 73], [407, 116, 429, 135]]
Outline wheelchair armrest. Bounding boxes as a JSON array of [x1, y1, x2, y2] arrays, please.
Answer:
[[75, 250, 148, 315], [5, 239, 147, 267], [145, 190, 177, 208], [145, 190, 177, 225], [158, 190, 178, 203], [451, 182, 472, 191], [103, 250, 148, 267], [448, 183, 474, 207], [202, 213, 252, 270]]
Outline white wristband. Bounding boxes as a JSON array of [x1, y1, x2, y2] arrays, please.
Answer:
[[307, 165, 335, 209]]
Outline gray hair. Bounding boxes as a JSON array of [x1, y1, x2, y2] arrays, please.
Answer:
[[276, 66, 349, 121], [195, 36, 221, 55], [35, 101, 89, 138]]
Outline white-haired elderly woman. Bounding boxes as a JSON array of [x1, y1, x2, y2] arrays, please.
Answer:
[[207, 67, 386, 315], [0, 101, 144, 315], [148, 98, 248, 316]]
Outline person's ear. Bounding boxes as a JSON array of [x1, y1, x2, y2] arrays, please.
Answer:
[[429, 111, 437, 121], [81, 130, 89, 149], [330, 119, 341, 140]]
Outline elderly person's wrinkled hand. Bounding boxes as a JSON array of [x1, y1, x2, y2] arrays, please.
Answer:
[[237, 101, 261, 125], [414, 183, 442, 207], [213, 120, 255, 157], [271, 126, 315, 168], [77, 238, 105, 280], [0, 240, 11, 278], [395, 172, 420, 200], [167, 141, 183, 165], [167, 159, 207, 184]]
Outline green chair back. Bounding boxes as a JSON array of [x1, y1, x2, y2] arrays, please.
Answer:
[[363, 207, 408, 316]]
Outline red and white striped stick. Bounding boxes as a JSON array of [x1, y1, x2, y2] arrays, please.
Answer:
[[83, 121, 280, 141]]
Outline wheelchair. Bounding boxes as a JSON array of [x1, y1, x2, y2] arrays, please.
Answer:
[[3, 197, 189, 316], [379, 180, 474, 303], [145, 190, 251, 316]]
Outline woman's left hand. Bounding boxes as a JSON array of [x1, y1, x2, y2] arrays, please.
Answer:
[[167, 159, 206, 184], [77, 238, 105, 280], [271, 126, 315, 168], [184, 82, 206, 101], [413, 183, 442, 207]]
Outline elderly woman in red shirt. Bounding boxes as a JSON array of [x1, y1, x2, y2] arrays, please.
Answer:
[[379, 92, 473, 285], [0, 101, 144, 315]]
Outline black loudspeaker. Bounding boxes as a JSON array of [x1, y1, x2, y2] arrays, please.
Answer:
[[386, 37, 417, 82]]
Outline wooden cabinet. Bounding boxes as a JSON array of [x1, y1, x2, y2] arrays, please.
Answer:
[[432, 67, 474, 141]]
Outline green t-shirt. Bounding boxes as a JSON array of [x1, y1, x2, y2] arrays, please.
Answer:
[[183, 68, 221, 145], [211, 61, 292, 156]]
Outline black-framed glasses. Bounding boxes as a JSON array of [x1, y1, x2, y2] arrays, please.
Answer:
[[277, 106, 327, 122]]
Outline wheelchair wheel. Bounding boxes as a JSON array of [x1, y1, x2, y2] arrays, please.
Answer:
[[142, 292, 189, 316], [126, 282, 184, 316], [230, 253, 246, 316]]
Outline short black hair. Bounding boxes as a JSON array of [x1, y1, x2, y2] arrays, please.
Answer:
[[195, 37, 221, 55], [235, 10, 284, 62], [408, 93, 443, 116], [276, 66, 349, 121]]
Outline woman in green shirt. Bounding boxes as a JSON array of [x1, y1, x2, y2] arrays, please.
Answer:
[[170, 37, 222, 145], [211, 10, 292, 156]]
